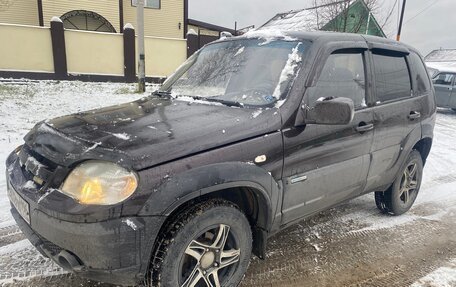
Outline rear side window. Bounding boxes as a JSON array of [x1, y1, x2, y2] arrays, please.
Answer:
[[433, 73, 454, 85], [308, 52, 366, 109], [372, 53, 411, 103], [409, 52, 432, 93]]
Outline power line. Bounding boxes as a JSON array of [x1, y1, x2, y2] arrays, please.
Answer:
[[404, 0, 440, 25]]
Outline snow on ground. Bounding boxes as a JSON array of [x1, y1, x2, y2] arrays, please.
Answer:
[[411, 259, 456, 287], [0, 80, 455, 286]]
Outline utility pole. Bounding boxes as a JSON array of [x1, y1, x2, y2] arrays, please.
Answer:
[[396, 0, 407, 41], [137, 0, 146, 92]]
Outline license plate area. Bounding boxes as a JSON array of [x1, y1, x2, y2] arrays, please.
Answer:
[[7, 181, 30, 224]]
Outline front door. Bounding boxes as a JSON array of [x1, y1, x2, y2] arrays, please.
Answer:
[[281, 49, 374, 224], [433, 72, 455, 108]]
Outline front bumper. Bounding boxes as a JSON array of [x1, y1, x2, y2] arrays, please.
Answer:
[[6, 151, 166, 286]]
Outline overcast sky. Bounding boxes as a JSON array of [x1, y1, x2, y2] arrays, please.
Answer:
[[189, 0, 454, 56]]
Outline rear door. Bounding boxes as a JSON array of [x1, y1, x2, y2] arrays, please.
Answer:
[[433, 72, 455, 107], [281, 45, 374, 224], [365, 47, 423, 192]]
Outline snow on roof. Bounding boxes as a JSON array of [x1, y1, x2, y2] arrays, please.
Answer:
[[259, 8, 321, 32], [241, 29, 297, 44], [425, 49, 456, 63], [426, 61, 456, 74]]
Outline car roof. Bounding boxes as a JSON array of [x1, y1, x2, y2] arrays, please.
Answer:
[[226, 30, 420, 55]]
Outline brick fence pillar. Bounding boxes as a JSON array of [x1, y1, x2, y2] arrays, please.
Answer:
[[50, 17, 68, 80], [123, 23, 136, 83]]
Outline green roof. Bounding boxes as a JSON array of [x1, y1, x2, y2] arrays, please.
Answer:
[[322, 0, 386, 37]]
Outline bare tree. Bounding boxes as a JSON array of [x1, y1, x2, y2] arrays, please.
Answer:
[[310, 0, 396, 35]]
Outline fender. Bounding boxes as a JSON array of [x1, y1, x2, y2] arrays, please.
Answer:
[[138, 162, 281, 232], [366, 123, 422, 193]]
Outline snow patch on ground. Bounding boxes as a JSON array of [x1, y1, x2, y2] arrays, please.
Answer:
[[0, 239, 32, 256], [411, 259, 456, 287], [0, 220, 15, 229]]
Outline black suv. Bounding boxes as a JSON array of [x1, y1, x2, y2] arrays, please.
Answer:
[[6, 31, 435, 287]]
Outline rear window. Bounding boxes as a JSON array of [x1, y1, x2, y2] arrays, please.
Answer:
[[409, 52, 432, 93], [372, 53, 411, 103]]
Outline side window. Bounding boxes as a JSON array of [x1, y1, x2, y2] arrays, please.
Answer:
[[433, 73, 454, 86], [308, 52, 367, 109], [372, 53, 411, 103], [409, 52, 432, 94]]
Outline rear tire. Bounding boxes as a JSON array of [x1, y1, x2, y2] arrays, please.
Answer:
[[375, 150, 423, 216], [150, 199, 252, 287]]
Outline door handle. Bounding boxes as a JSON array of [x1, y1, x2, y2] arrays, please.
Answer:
[[408, 111, 421, 120], [355, 123, 374, 133]]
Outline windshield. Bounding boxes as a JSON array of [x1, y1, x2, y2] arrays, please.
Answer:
[[160, 38, 309, 107]]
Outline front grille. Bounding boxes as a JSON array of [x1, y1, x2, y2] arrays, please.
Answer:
[[18, 145, 58, 189]]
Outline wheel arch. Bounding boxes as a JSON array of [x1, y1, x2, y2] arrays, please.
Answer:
[[162, 182, 272, 259], [141, 162, 279, 262], [413, 137, 432, 165]]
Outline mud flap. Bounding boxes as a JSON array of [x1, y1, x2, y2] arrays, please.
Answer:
[[252, 227, 268, 260]]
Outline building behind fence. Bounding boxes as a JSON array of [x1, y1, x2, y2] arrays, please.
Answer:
[[0, 19, 190, 82], [0, 0, 240, 82]]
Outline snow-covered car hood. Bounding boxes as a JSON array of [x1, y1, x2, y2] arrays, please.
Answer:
[[23, 96, 281, 170]]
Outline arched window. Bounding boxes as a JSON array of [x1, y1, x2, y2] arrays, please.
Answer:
[[61, 10, 116, 33]]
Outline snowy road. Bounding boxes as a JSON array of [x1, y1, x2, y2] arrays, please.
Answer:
[[0, 80, 455, 287]]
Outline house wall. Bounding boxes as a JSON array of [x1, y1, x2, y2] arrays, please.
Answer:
[[1, 0, 185, 38], [41, 0, 121, 31], [123, 0, 184, 38], [0, 0, 39, 26], [0, 24, 53, 72]]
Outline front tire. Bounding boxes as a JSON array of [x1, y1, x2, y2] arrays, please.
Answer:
[[151, 199, 252, 287], [375, 150, 423, 215]]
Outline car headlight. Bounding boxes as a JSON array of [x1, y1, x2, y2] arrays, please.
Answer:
[[60, 160, 138, 205]]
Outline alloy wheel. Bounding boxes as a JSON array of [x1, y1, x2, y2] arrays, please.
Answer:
[[180, 224, 241, 287], [399, 162, 419, 205]]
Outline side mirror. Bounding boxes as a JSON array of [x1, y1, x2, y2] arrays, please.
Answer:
[[305, 97, 355, 125]]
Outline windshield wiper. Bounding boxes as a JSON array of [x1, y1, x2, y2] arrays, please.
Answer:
[[186, 95, 244, 108], [205, 98, 244, 108], [170, 94, 244, 108]]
